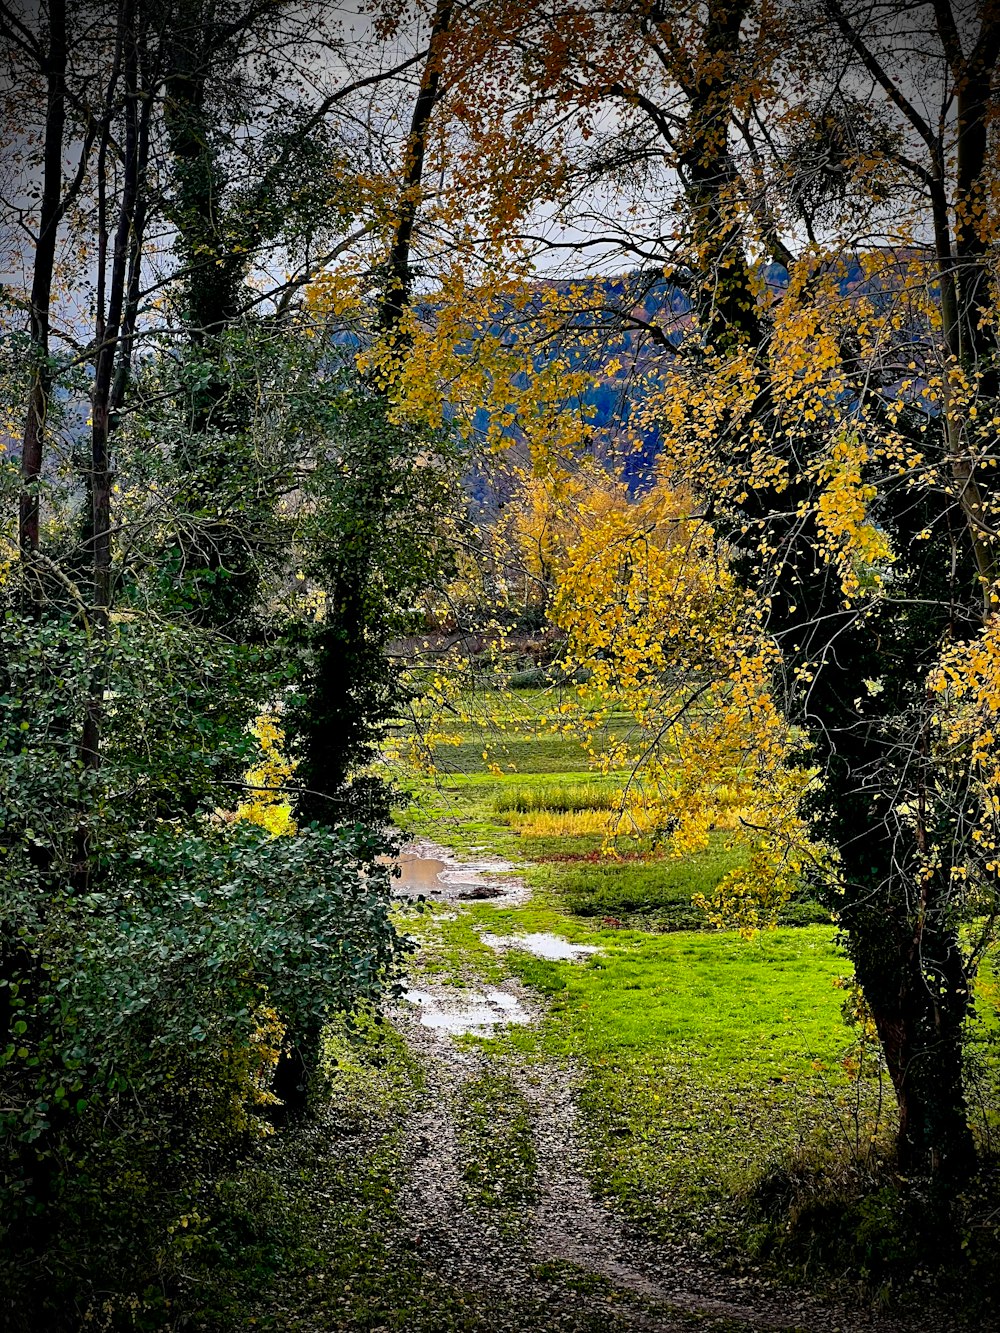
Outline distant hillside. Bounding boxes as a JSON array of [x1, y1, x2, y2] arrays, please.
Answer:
[[416, 251, 930, 497]]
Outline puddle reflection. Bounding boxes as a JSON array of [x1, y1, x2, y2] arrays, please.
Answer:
[[403, 986, 531, 1035]]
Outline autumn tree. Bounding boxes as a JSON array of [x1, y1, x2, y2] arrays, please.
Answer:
[[403, 0, 1000, 1180]]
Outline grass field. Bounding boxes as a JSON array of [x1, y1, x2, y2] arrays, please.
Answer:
[[396, 692, 828, 930], [391, 694, 903, 1274], [387, 690, 1000, 1322]]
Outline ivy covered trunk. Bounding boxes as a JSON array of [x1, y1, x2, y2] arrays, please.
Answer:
[[161, 9, 267, 632], [667, 0, 996, 1181], [844, 880, 976, 1179], [873, 982, 974, 1179]]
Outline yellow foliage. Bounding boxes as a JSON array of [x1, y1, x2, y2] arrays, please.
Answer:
[[526, 466, 824, 932], [0, 533, 14, 587], [303, 261, 369, 325], [361, 270, 606, 467], [812, 432, 893, 600], [235, 714, 296, 837], [217, 1004, 285, 1138], [927, 618, 1000, 895]]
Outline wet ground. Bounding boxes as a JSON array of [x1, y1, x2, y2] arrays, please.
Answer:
[[374, 841, 952, 1333], [389, 840, 530, 906], [403, 985, 533, 1036], [481, 931, 600, 962]]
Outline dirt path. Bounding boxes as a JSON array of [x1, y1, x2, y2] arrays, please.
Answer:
[[385, 842, 949, 1333]]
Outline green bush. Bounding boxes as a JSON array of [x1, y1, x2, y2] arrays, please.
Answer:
[[0, 605, 407, 1328], [508, 667, 550, 689]]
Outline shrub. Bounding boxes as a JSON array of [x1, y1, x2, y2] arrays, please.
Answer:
[[0, 604, 408, 1327]]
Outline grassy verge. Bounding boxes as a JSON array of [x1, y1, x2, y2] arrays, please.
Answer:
[[418, 903, 885, 1248], [455, 1066, 539, 1213]]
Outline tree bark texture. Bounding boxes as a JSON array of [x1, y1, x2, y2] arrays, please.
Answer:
[[19, 0, 67, 556]]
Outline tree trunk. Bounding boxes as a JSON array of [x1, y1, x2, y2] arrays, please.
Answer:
[[161, 13, 263, 630], [19, 0, 67, 557], [79, 0, 146, 775], [674, 0, 762, 355], [270, 1021, 323, 1122], [864, 949, 976, 1179], [377, 0, 453, 338]]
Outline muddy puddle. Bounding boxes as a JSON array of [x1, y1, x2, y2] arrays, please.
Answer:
[[386, 841, 528, 905], [481, 931, 600, 962], [392, 851, 451, 894], [403, 986, 531, 1035]]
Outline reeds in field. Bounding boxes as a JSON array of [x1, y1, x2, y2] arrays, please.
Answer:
[[494, 783, 618, 814], [509, 805, 665, 838], [508, 809, 615, 837], [495, 780, 746, 836]]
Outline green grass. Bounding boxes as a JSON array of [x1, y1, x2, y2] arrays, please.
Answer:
[[421, 736, 600, 774], [536, 836, 742, 924], [504, 925, 848, 1069], [530, 838, 830, 930], [325, 689, 999, 1324], [408, 694, 645, 778], [455, 1067, 539, 1211], [420, 900, 888, 1255], [394, 691, 876, 1261]]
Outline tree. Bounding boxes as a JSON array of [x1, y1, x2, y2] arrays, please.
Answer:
[[286, 0, 457, 834], [9, 0, 70, 557], [0, 1, 463, 1315], [412, 0, 1000, 1179]]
